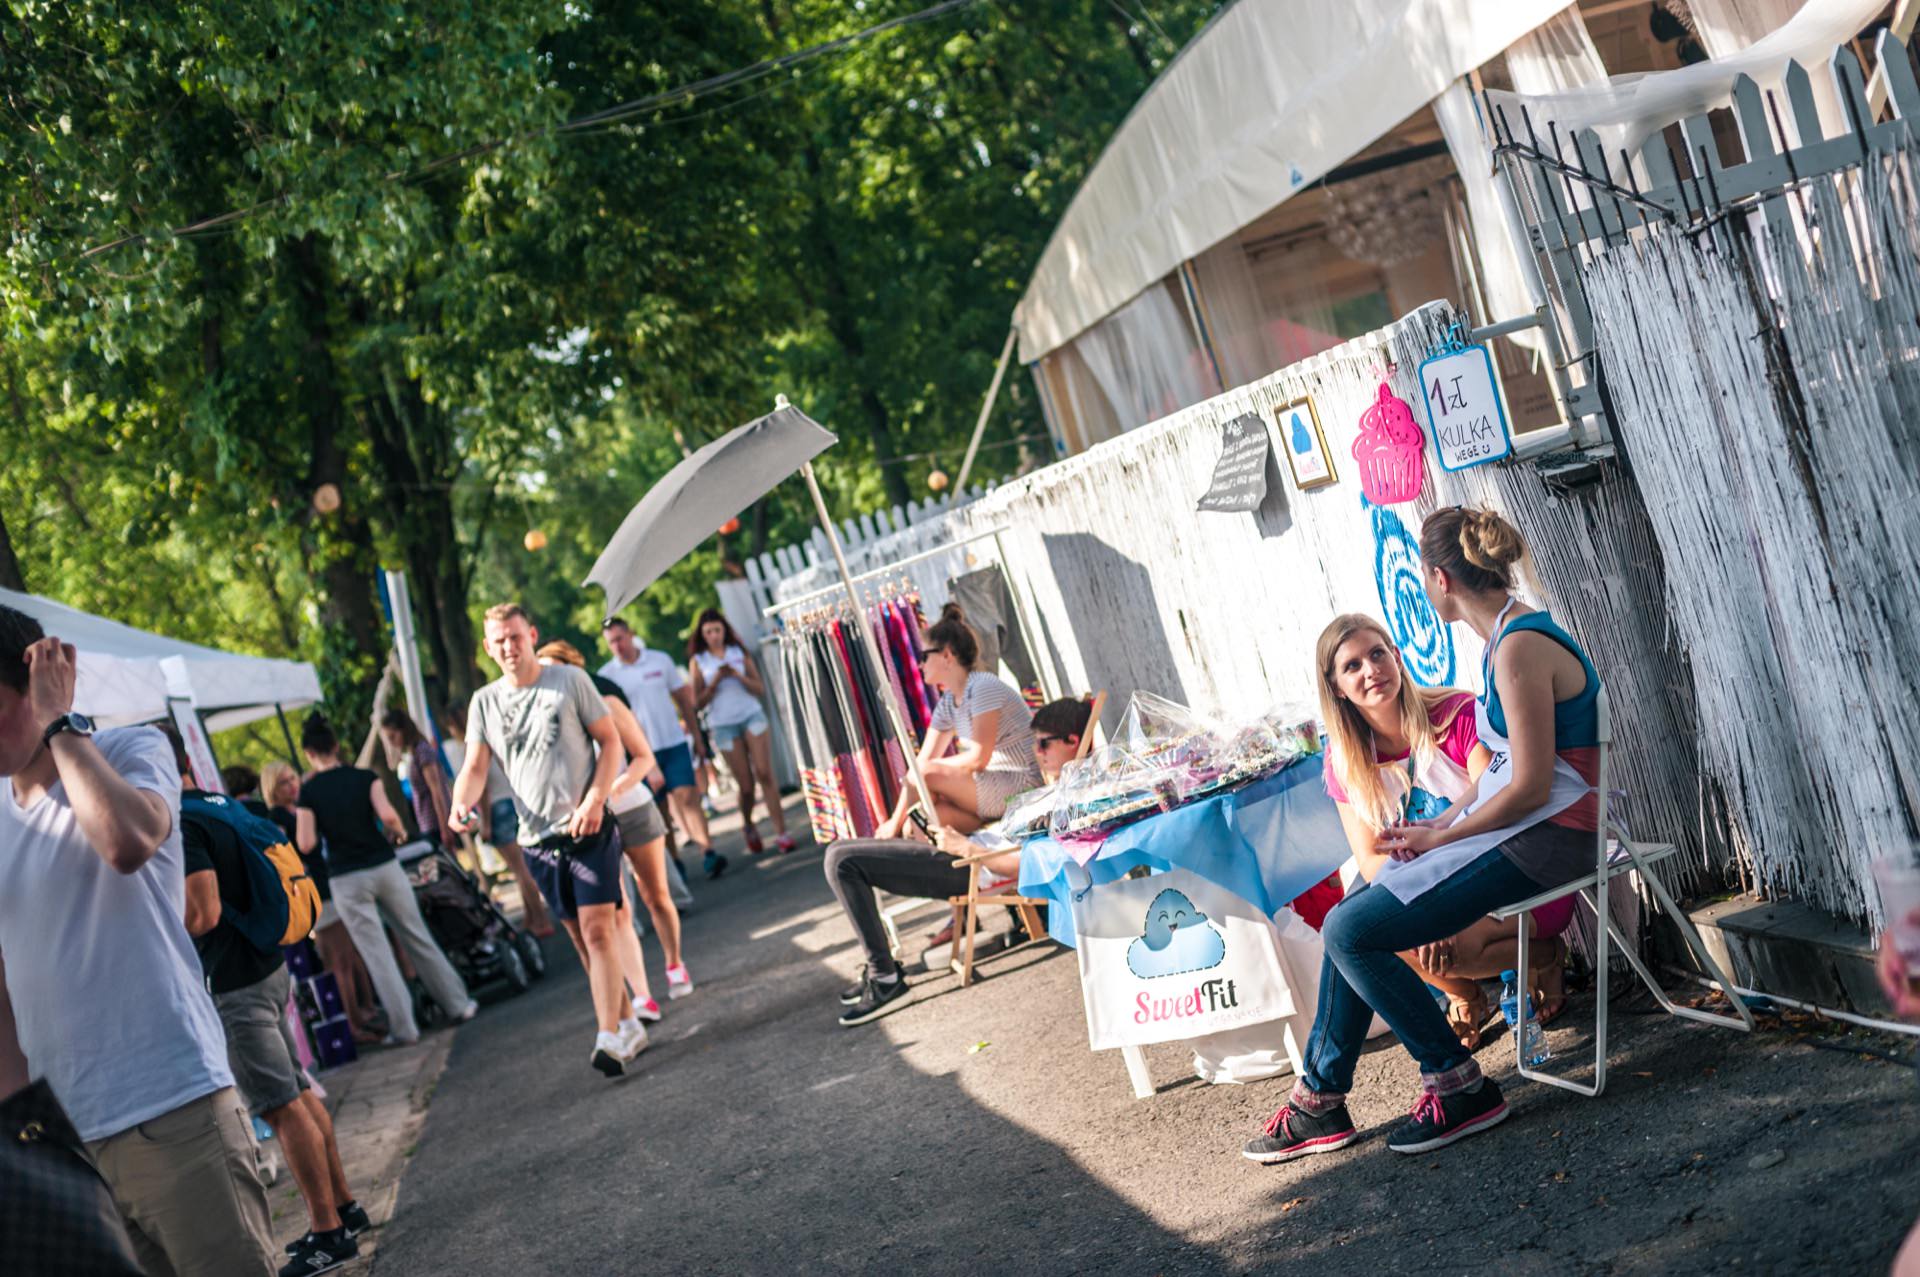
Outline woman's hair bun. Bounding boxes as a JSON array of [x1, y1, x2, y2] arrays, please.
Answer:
[[939, 602, 967, 625], [1458, 508, 1525, 571]]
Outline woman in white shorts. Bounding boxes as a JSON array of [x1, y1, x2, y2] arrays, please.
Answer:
[[688, 608, 794, 854]]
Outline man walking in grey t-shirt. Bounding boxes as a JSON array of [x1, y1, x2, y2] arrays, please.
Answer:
[[451, 603, 645, 1077]]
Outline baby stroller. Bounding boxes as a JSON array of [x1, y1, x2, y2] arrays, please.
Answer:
[[399, 841, 546, 1010]]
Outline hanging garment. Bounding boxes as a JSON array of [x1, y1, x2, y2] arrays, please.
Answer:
[[947, 566, 1040, 692]]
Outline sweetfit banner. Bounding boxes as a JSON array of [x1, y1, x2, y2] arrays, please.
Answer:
[[1071, 867, 1295, 1051]]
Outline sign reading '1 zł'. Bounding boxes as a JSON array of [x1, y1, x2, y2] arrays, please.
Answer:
[[1418, 343, 1512, 472]]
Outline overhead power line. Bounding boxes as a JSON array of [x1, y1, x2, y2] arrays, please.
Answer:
[[68, 0, 982, 267]]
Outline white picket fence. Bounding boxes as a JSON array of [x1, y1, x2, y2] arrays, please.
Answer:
[[742, 483, 994, 614]]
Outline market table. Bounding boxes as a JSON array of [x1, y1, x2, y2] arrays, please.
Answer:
[[1017, 755, 1352, 1097], [1018, 754, 1350, 944]]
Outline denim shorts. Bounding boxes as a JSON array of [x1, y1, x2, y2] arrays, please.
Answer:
[[654, 742, 697, 792], [711, 713, 769, 752], [489, 796, 520, 847]]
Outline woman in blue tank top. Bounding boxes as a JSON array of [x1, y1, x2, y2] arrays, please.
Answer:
[[1245, 506, 1604, 1166]]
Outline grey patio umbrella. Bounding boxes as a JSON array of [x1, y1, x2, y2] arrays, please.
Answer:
[[586, 401, 837, 616], [586, 396, 938, 822]]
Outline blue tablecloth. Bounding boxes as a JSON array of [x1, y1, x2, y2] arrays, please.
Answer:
[[1017, 755, 1350, 949]]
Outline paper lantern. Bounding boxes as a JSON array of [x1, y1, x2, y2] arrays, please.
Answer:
[[523, 529, 548, 552], [312, 483, 341, 514], [928, 469, 950, 492]]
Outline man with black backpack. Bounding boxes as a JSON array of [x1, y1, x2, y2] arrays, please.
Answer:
[[173, 738, 367, 1277]]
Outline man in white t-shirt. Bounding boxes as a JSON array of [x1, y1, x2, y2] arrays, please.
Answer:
[[598, 616, 719, 876], [0, 605, 274, 1276]]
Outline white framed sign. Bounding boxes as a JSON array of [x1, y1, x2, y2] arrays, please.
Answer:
[[1418, 341, 1512, 473], [169, 700, 225, 793]]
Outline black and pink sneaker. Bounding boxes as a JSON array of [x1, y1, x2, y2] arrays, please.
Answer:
[[1242, 1101, 1360, 1164], [1386, 1078, 1509, 1154]]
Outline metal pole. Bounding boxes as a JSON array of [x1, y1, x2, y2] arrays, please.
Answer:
[[954, 326, 1018, 494], [761, 525, 1009, 618], [274, 703, 300, 765], [797, 452, 941, 828]]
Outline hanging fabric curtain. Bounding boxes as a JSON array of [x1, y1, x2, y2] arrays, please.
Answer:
[[1683, 0, 1845, 143], [1069, 276, 1218, 435], [1187, 238, 1286, 388], [1482, 0, 1885, 164]]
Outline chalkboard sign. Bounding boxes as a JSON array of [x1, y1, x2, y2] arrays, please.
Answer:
[[1196, 413, 1272, 513]]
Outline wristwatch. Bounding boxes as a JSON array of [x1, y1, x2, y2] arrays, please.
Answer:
[[42, 712, 95, 747]]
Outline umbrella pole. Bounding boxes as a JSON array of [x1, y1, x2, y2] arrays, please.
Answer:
[[799, 460, 941, 829]]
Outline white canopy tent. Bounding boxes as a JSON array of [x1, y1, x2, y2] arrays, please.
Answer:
[[1011, 0, 1575, 364], [0, 587, 322, 732]]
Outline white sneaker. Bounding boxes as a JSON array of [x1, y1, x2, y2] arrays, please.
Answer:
[[631, 995, 662, 1024], [666, 963, 695, 1000], [591, 1031, 627, 1078], [616, 1018, 650, 1061]]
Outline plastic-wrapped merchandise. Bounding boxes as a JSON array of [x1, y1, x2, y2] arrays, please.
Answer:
[[1047, 744, 1181, 846], [997, 782, 1062, 841], [1007, 693, 1323, 847]]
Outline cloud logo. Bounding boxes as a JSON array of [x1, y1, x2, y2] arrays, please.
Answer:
[[1127, 887, 1227, 979]]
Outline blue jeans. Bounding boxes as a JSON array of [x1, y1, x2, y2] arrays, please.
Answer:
[[1301, 848, 1542, 1095]]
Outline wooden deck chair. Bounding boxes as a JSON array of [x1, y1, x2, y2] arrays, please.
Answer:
[[946, 691, 1106, 986]]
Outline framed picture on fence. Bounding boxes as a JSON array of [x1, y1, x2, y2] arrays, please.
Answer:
[[1274, 395, 1336, 490]]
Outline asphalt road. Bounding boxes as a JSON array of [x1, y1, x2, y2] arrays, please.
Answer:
[[374, 810, 1920, 1275]]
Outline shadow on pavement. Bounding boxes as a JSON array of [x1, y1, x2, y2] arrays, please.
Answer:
[[372, 825, 1226, 1275]]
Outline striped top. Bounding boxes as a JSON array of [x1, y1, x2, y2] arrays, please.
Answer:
[[930, 672, 1038, 776]]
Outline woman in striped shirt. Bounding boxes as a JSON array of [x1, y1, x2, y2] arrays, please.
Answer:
[[876, 603, 1041, 836]]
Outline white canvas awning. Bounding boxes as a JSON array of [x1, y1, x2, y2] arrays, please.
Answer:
[[0, 588, 323, 731], [1013, 0, 1573, 363]]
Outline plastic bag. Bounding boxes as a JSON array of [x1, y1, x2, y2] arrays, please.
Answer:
[[996, 782, 1061, 841], [1046, 743, 1180, 847]]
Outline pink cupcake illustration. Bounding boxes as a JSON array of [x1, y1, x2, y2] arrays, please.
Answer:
[[1351, 382, 1426, 504]]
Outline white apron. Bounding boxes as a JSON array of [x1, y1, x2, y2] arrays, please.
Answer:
[[1376, 600, 1593, 904]]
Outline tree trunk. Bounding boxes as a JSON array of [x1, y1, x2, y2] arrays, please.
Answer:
[[286, 234, 388, 726], [0, 503, 25, 592], [360, 365, 482, 712]]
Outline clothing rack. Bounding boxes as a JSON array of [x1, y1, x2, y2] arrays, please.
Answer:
[[763, 527, 1014, 618]]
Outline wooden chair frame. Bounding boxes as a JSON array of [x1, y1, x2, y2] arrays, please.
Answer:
[[945, 691, 1105, 985]]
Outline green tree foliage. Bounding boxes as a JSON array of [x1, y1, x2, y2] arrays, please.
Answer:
[[1, 0, 1219, 752]]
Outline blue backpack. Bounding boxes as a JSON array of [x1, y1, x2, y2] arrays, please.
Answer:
[[180, 793, 321, 951]]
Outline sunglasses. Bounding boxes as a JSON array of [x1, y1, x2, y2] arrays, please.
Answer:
[[1036, 735, 1067, 749]]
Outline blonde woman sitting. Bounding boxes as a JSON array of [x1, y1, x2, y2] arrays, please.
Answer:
[[1316, 613, 1572, 1050]]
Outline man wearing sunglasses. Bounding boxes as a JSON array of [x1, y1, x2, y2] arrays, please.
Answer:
[[825, 696, 1094, 1027]]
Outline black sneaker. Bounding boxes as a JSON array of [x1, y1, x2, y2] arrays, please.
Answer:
[[279, 1228, 358, 1276], [1386, 1078, 1509, 1154], [838, 974, 910, 1026], [339, 1200, 372, 1237], [838, 965, 872, 1006], [1241, 1101, 1360, 1164], [703, 848, 729, 880]]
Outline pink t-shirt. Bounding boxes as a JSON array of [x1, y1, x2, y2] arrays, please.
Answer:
[[1325, 692, 1479, 804]]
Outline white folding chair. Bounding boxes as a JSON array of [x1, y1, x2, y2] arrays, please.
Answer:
[[1490, 686, 1754, 1096]]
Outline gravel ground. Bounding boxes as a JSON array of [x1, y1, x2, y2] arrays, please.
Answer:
[[372, 806, 1920, 1276]]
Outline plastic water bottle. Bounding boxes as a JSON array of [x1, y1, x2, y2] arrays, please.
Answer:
[[1498, 969, 1552, 1067]]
